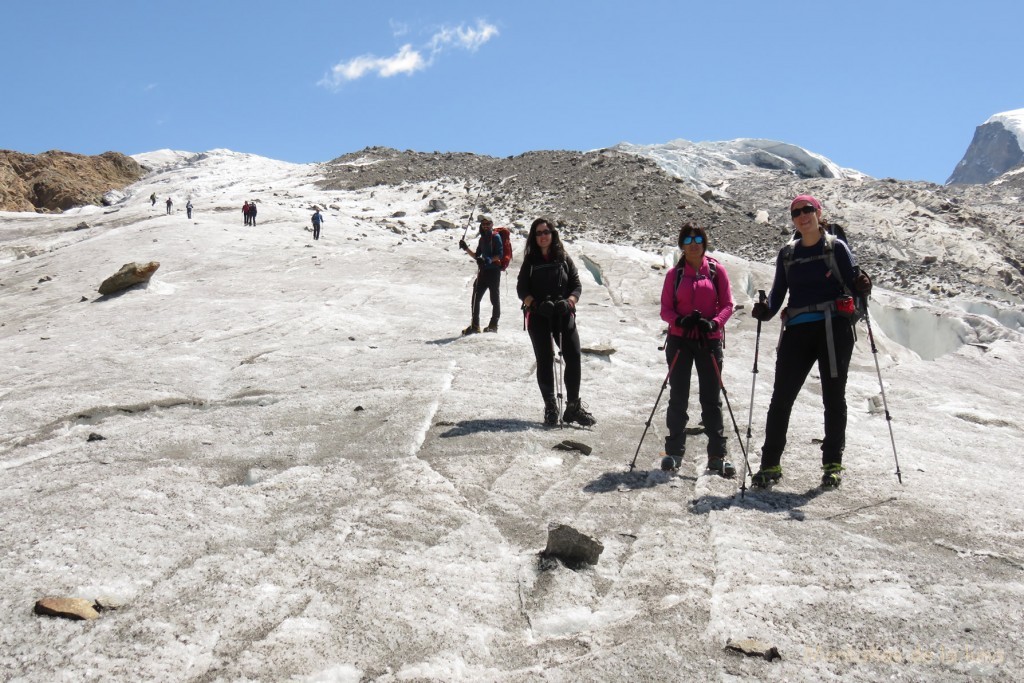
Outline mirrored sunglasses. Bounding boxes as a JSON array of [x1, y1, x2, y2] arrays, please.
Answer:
[[682, 235, 704, 245]]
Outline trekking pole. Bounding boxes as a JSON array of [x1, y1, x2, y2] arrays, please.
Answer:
[[628, 347, 682, 471], [742, 290, 767, 494], [703, 331, 752, 498], [554, 322, 565, 427], [469, 272, 479, 330], [461, 186, 483, 242], [864, 303, 903, 483], [712, 350, 753, 499]]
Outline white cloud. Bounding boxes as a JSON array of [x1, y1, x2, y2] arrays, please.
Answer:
[[319, 19, 498, 90], [389, 19, 409, 37], [427, 20, 499, 54]]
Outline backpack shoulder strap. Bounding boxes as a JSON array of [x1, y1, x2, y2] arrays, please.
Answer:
[[781, 238, 800, 277], [822, 233, 854, 296]]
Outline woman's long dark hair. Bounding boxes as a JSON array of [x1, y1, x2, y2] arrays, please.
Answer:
[[524, 217, 566, 261]]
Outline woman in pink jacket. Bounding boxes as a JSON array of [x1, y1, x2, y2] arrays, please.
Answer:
[[659, 223, 735, 476]]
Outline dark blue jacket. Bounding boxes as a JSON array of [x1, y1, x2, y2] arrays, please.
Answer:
[[476, 230, 503, 271], [766, 236, 858, 326]]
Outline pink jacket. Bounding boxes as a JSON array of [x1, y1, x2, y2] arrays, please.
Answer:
[[660, 256, 734, 341]]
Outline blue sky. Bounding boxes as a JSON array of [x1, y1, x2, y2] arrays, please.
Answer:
[[2, 0, 1021, 183]]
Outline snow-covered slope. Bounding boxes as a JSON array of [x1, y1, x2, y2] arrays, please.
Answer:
[[1, 151, 1022, 681], [614, 137, 867, 193]]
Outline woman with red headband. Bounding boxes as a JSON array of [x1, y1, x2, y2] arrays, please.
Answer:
[[750, 195, 871, 489]]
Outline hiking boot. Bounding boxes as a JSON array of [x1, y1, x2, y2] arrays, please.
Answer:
[[483, 323, 498, 333], [751, 466, 782, 489], [821, 463, 844, 489], [707, 458, 736, 478], [543, 399, 559, 426], [461, 324, 482, 336], [660, 453, 683, 471], [563, 399, 596, 427]]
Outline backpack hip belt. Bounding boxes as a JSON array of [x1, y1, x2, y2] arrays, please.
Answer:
[[781, 300, 844, 379]]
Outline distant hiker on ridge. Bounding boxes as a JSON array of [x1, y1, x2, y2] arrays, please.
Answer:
[[517, 217, 596, 428], [749, 194, 872, 490], [165, 197, 173, 215], [311, 209, 324, 240], [459, 216, 502, 334], [249, 201, 258, 226], [659, 223, 735, 476], [150, 192, 157, 206], [186, 200, 193, 219], [242, 201, 251, 226]]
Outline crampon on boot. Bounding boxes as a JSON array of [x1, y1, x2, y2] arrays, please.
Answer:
[[821, 463, 844, 489], [707, 458, 736, 478], [660, 453, 682, 471], [562, 399, 596, 427], [751, 466, 782, 488]]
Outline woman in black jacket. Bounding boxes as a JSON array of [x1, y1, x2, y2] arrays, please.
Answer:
[[517, 218, 596, 427], [750, 195, 871, 489]]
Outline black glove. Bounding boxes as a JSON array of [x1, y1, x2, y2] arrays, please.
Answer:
[[475, 255, 485, 266], [855, 271, 872, 295], [553, 299, 572, 316], [537, 300, 555, 318], [676, 311, 702, 329], [459, 239, 468, 250], [698, 318, 718, 334], [751, 302, 771, 321]]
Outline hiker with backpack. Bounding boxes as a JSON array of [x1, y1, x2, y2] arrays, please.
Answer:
[[749, 194, 872, 489], [242, 201, 250, 226], [659, 223, 735, 476], [165, 197, 173, 215], [458, 216, 503, 334], [517, 218, 596, 428], [311, 209, 324, 240], [186, 200, 193, 219]]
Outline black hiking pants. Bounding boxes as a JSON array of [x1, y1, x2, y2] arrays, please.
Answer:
[[527, 314, 581, 404], [313, 223, 321, 239], [759, 317, 854, 468], [471, 269, 501, 327], [664, 334, 727, 459]]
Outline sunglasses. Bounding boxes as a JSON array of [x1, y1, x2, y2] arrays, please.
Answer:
[[535, 229, 552, 236], [791, 205, 817, 218], [682, 235, 704, 245]]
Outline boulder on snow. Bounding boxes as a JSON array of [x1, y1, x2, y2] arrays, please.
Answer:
[[430, 219, 456, 231], [581, 344, 616, 357], [725, 638, 781, 661], [426, 199, 447, 213], [34, 597, 100, 621], [542, 523, 604, 566], [98, 261, 160, 295]]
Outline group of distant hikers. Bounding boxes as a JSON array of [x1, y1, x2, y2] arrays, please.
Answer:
[[459, 194, 873, 490], [150, 192, 193, 218], [149, 193, 330, 238]]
